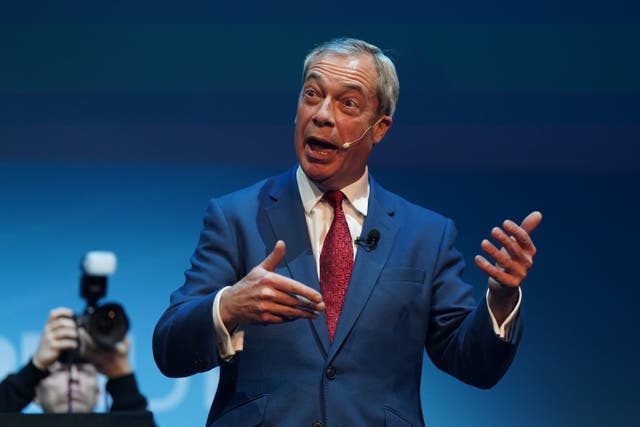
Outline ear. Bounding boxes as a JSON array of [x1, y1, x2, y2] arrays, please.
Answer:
[[371, 115, 392, 145]]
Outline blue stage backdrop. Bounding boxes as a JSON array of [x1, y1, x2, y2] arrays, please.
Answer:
[[1, 5, 639, 427]]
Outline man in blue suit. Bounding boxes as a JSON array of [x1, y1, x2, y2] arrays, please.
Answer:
[[153, 38, 542, 427]]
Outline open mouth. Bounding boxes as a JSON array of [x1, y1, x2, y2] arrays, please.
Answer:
[[307, 137, 338, 152]]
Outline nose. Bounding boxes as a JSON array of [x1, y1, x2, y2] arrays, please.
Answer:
[[69, 365, 80, 382], [312, 97, 335, 128]]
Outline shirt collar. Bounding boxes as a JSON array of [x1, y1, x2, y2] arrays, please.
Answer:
[[296, 165, 370, 217]]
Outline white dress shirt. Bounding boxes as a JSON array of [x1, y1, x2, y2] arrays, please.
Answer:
[[212, 166, 521, 360]]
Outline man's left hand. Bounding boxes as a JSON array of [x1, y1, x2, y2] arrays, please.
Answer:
[[474, 211, 542, 324], [79, 328, 132, 379]]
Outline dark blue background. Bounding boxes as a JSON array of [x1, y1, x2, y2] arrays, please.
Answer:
[[1, 2, 638, 426]]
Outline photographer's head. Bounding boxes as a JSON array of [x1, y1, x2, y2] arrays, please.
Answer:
[[31, 306, 133, 413], [35, 361, 99, 413]]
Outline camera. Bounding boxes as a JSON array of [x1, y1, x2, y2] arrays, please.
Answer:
[[59, 251, 130, 363]]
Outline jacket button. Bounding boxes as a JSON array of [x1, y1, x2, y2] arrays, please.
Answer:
[[325, 366, 336, 380], [311, 422, 322, 427]]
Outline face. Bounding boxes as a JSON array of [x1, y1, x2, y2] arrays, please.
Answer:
[[295, 52, 392, 191], [35, 362, 99, 413]]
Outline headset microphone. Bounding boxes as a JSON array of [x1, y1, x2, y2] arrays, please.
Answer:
[[341, 117, 384, 150], [355, 229, 381, 251]]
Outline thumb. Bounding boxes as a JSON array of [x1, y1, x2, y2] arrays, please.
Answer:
[[260, 240, 286, 271], [114, 339, 128, 356], [520, 211, 543, 234]]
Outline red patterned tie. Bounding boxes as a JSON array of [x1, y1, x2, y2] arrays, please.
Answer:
[[320, 191, 354, 342]]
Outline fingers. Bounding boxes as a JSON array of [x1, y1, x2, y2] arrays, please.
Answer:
[[477, 211, 541, 289], [33, 309, 78, 369], [49, 317, 76, 333], [79, 330, 132, 378], [475, 255, 520, 288], [45, 307, 77, 342], [249, 298, 323, 323], [47, 307, 74, 323], [520, 210, 543, 234], [491, 216, 538, 260], [490, 226, 534, 269], [481, 239, 516, 274], [258, 240, 323, 305], [114, 337, 129, 355], [265, 273, 324, 305], [222, 243, 326, 326], [250, 273, 325, 314], [46, 330, 78, 354], [222, 282, 323, 326], [260, 240, 286, 272], [503, 220, 536, 255], [47, 316, 77, 343]]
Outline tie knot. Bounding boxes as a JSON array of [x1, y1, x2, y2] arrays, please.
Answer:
[[323, 191, 345, 210]]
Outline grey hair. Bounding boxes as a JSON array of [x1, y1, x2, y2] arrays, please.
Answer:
[[302, 38, 400, 117]]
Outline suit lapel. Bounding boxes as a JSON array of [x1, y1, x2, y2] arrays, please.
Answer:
[[328, 179, 399, 361], [263, 168, 330, 355]]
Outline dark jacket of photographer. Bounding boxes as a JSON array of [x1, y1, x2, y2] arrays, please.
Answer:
[[0, 359, 149, 413]]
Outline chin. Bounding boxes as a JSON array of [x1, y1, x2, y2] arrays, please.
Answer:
[[300, 162, 324, 181], [43, 403, 69, 414], [47, 401, 94, 414]]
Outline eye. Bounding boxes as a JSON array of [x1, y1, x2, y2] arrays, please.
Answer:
[[78, 363, 96, 373], [343, 98, 359, 109], [50, 363, 67, 373], [304, 88, 318, 98], [302, 88, 322, 105]]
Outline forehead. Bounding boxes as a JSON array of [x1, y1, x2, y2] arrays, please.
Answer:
[[305, 52, 378, 96]]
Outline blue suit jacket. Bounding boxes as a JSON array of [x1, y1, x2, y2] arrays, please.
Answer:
[[153, 166, 522, 427]]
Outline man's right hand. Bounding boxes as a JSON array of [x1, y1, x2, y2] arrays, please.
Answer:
[[32, 307, 78, 370], [219, 240, 325, 330]]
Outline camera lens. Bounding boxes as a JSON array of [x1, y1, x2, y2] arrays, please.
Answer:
[[87, 303, 129, 349]]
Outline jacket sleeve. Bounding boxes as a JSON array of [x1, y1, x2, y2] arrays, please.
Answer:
[[153, 198, 242, 378], [0, 360, 49, 412], [106, 373, 148, 411], [425, 219, 523, 389]]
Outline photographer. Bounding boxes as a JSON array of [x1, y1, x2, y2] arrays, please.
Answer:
[[0, 307, 150, 414]]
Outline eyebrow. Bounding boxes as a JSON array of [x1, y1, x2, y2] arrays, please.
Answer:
[[305, 72, 366, 97]]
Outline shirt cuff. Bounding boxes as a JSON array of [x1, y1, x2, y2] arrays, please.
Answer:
[[485, 287, 522, 340], [212, 286, 244, 362]]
